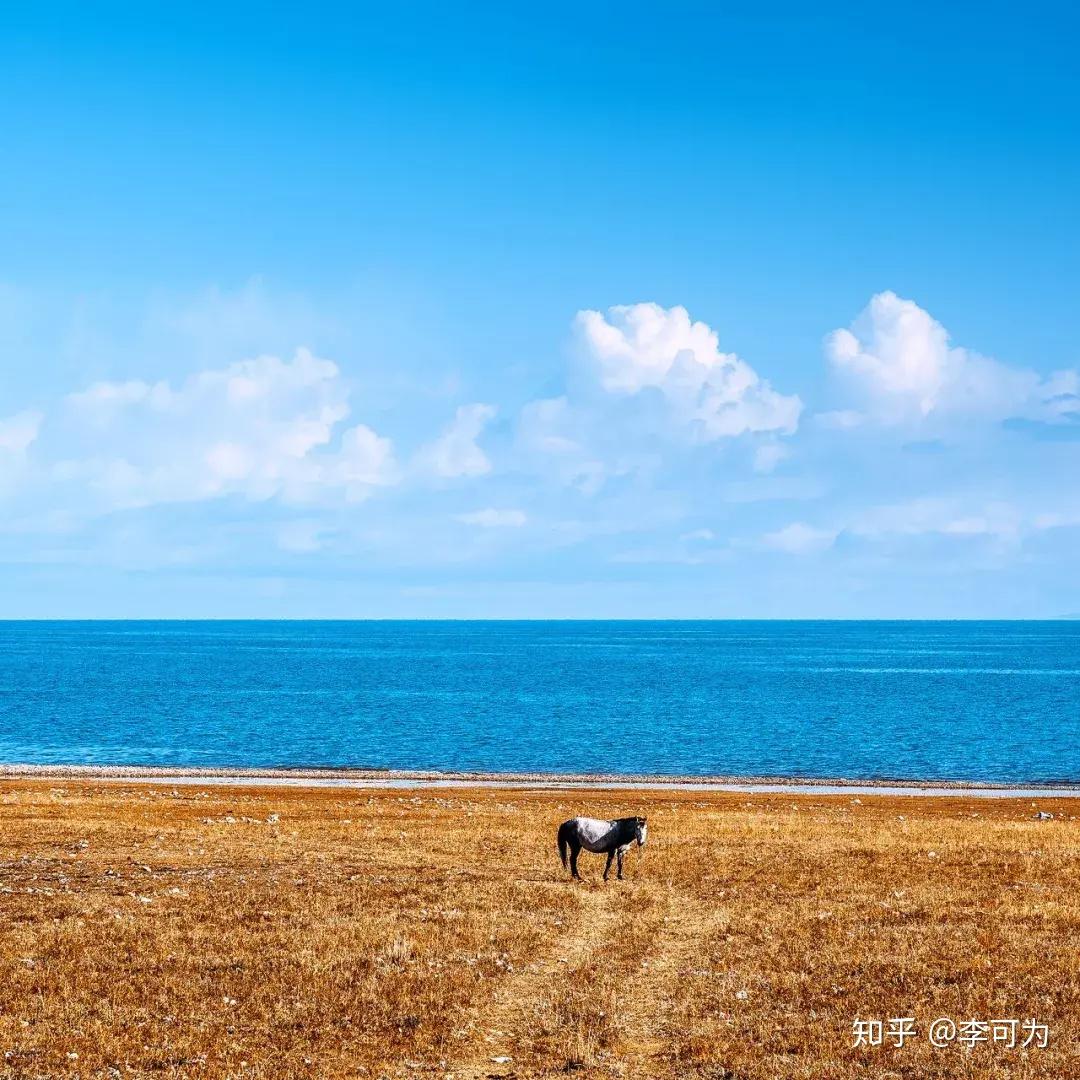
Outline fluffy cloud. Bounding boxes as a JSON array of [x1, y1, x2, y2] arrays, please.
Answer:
[[516, 303, 801, 494], [330, 424, 397, 499], [826, 291, 1079, 425], [5, 287, 1076, 602], [575, 302, 802, 439], [57, 349, 396, 507], [456, 508, 527, 528], [419, 403, 496, 478]]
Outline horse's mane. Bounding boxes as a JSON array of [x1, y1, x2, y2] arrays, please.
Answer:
[[613, 815, 645, 842]]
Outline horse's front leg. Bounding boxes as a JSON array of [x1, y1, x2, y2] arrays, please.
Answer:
[[617, 848, 625, 880], [603, 850, 615, 881]]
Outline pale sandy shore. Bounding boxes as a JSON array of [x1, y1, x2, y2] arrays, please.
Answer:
[[2, 762, 1079, 798]]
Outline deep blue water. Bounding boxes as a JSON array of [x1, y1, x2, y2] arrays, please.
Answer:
[[0, 621, 1078, 783]]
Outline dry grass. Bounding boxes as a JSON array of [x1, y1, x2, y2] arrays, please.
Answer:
[[1, 782, 1079, 1079]]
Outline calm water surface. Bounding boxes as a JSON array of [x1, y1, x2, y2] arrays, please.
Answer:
[[0, 621, 1077, 783]]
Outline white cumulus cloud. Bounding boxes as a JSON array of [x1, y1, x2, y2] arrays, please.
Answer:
[[826, 291, 1079, 425], [329, 424, 398, 501], [57, 348, 396, 507], [575, 302, 802, 439], [516, 303, 801, 494]]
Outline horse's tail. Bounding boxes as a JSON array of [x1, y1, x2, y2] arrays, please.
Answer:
[[557, 820, 571, 869]]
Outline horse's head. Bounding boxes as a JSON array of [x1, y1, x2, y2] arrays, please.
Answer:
[[635, 816, 648, 847]]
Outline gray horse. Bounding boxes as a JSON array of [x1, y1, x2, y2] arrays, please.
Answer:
[[557, 815, 647, 880]]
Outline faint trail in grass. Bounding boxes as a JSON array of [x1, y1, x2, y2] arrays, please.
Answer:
[[454, 875, 625, 1079], [612, 884, 734, 1077]]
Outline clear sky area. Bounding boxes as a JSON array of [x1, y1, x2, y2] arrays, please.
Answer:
[[2, 2, 1078, 617]]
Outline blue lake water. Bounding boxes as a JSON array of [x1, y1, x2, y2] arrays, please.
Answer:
[[0, 620, 1078, 783]]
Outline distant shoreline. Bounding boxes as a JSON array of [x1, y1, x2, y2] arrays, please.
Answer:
[[3, 763, 1079, 799]]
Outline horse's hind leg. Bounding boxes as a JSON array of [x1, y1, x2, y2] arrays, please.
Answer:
[[617, 848, 625, 880], [603, 850, 615, 881], [569, 844, 581, 880]]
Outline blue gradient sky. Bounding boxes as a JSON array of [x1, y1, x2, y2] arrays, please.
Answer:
[[2, 3, 1078, 617]]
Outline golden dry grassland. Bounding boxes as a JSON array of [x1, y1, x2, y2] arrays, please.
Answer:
[[1, 781, 1078, 1080]]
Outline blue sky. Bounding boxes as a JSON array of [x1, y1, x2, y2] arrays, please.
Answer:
[[1, 3, 1078, 617]]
